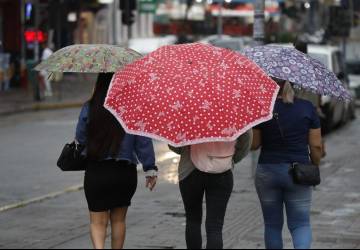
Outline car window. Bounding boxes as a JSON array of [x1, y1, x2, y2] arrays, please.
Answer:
[[332, 52, 341, 75], [333, 51, 347, 76], [309, 53, 330, 69], [347, 62, 360, 75]]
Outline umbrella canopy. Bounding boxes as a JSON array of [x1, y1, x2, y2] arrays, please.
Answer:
[[35, 44, 142, 73], [105, 43, 279, 147], [243, 45, 352, 101]]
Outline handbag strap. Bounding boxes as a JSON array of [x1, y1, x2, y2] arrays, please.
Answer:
[[274, 112, 286, 142], [274, 112, 312, 166]]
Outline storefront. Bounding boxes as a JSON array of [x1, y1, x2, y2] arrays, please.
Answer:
[[0, 0, 21, 90], [153, 0, 282, 37]]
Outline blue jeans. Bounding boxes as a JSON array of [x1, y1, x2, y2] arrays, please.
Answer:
[[255, 164, 313, 249]]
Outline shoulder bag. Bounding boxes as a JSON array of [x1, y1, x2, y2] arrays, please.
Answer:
[[57, 142, 87, 171], [274, 113, 321, 186]]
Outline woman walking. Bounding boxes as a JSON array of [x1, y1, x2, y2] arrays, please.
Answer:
[[75, 73, 158, 249], [170, 131, 252, 249], [252, 79, 323, 249]]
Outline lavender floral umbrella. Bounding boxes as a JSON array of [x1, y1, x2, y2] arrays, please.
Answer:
[[243, 45, 352, 101]]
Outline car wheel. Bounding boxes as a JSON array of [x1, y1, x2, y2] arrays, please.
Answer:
[[349, 103, 357, 120], [321, 105, 334, 133]]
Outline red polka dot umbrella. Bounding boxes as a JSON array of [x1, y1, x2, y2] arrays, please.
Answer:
[[105, 43, 280, 147]]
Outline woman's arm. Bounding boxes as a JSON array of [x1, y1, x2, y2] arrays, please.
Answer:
[[75, 103, 89, 145], [134, 136, 157, 172], [233, 130, 253, 164], [251, 129, 262, 151], [309, 128, 323, 166]]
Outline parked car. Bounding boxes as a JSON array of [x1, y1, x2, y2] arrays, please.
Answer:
[[308, 45, 356, 132], [199, 35, 253, 52], [347, 60, 360, 99]]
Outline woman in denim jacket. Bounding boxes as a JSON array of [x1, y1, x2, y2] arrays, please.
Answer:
[[76, 73, 158, 249]]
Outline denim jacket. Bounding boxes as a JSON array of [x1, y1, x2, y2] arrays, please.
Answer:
[[75, 103, 157, 172]]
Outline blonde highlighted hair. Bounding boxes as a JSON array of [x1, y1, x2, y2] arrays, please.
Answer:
[[281, 81, 295, 104]]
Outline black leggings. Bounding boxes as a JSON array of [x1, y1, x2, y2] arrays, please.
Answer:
[[179, 169, 234, 249]]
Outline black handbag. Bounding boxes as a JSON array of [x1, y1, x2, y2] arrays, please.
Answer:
[[57, 142, 87, 171], [291, 162, 321, 186], [274, 113, 321, 187]]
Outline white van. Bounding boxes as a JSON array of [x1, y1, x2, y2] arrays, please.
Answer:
[[129, 36, 177, 55], [307, 45, 356, 131]]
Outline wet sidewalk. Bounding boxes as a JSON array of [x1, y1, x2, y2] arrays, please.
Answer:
[[0, 74, 96, 116], [0, 112, 359, 249]]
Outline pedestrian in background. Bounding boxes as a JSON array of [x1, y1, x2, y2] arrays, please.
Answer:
[[169, 130, 252, 249], [75, 73, 158, 249], [252, 79, 323, 249], [40, 42, 54, 97]]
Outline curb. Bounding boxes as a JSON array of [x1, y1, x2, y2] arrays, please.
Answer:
[[0, 102, 83, 117], [32, 102, 84, 111], [0, 185, 84, 213]]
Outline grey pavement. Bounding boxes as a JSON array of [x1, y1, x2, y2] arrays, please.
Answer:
[[0, 109, 359, 249], [0, 74, 95, 116]]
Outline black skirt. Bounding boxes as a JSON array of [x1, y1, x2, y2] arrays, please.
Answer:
[[84, 160, 138, 212]]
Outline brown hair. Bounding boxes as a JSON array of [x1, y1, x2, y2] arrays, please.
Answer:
[[87, 73, 125, 160]]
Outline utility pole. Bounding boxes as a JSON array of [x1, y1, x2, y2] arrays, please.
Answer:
[[126, 0, 132, 45], [251, 0, 266, 178], [349, 0, 354, 27], [120, 0, 136, 46], [253, 0, 265, 46], [20, 0, 26, 65], [217, 0, 224, 38], [308, 0, 317, 35], [112, 0, 118, 45], [34, 0, 40, 62]]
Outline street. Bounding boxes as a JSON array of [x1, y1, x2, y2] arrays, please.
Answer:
[[0, 107, 359, 249]]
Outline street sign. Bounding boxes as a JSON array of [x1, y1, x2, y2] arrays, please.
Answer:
[[138, 0, 157, 14]]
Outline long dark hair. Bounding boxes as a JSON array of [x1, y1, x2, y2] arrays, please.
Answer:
[[87, 73, 125, 160]]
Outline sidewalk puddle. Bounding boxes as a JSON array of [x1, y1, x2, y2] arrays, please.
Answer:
[[345, 193, 360, 199], [160, 165, 179, 184], [232, 189, 251, 194], [321, 162, 333, 169], [323, 208, 356, 217], [157, 151, 179, 163], [156, 149, 180, 184], [344, 203, 360, 209], [141, 246, 174, 249], [342, 168, 356, 173], [311, 210, 321, 215], [165, 212, 186, 218]]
